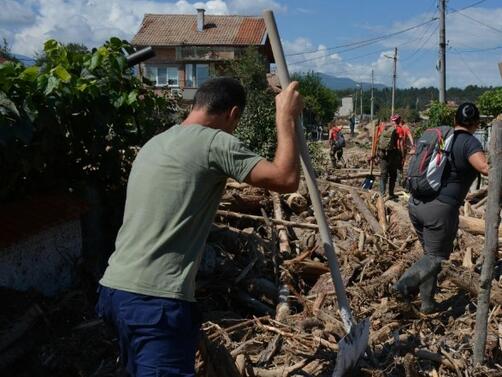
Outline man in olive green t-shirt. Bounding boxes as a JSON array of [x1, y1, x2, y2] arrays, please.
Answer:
[[97, 77, 303, 377]]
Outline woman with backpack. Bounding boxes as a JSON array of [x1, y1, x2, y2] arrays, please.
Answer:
[[394, 103, 488, 314]]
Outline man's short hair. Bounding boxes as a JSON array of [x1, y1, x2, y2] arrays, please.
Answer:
[[193, 77, 246, 115]]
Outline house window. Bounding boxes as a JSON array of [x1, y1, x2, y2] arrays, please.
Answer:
[[144, 64, 179, 87], [185, 63, 209, 88]]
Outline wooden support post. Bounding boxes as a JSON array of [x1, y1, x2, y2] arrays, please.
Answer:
[[473, 120, 502, 365], [350, 189, 382, 235]]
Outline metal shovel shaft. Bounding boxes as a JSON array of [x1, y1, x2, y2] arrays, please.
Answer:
[[263, 10, 354, 332]]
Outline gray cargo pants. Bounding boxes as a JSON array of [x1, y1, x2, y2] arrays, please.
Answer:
[[379, 150, 401, 196], [395, 197, 459, 311]]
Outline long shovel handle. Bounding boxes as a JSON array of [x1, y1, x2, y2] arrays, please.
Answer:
[[263, 10, 354, 331]]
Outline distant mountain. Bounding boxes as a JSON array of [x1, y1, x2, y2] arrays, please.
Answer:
[[317, 72, 387, 91], [13, 54, 36, 66]]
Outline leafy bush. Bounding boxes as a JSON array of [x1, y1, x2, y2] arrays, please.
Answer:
[[227, 47, 277, 159], [307, 141, 329, 176], [426, 101, 455, 128], [478, 88, 502, 117], [0, 38, 180, 200], [235, 90, 277, 159]]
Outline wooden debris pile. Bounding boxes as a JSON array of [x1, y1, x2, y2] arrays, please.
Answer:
[[198, 179, 502, 376], [0, 176, 500, 377]]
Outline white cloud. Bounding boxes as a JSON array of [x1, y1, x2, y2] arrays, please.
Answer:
[[409, 76, 436, 88], [0, 0, 36, 25], [1, 0, 285, 56], [229, 0, 285, 14], [283, 4, 502, 88]]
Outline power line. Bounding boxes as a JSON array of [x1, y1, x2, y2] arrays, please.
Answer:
[[448, 7, 502, 35], [285, 17, 438, 57], [290, 22, 439, 67], [448, 0, 487, 14], [400, 20, 439, 62], [288, 40, 385, 65], [455, 45, 502, 53], [450, 48, 488, 86]]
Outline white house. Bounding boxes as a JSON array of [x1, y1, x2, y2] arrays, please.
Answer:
[[337, 96, 354, 117]]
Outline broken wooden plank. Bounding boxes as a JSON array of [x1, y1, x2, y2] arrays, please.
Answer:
[[216, 210, 318, 230], [376, 195, 387, 233], [440, 262, 502, 306], [271, 192, 290, 254], [350, 189, 382, 234], [459, 215, 502, 237]]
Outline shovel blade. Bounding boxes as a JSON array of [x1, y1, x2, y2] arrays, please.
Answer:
[[361, 175, 375, 190], [332, 318, 370, 377]]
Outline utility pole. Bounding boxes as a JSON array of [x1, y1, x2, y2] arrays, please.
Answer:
[[391, 47, 397, 116], [360, 81, 363, 121], [370, 70, 374, 121], [385, 48, 398, 116], [439, 0, 446, 103]]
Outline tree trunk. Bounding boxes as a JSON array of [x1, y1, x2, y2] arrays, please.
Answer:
[[473, 120, 502, 365]]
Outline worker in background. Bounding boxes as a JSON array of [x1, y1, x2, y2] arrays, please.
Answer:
[[328, 121, 345, 167], [349, 113, 356, 136], [318, 124, 324, 141], [96, 78, 303, 377], [394, 103, 488, 313], [374, 114, 403, 199]]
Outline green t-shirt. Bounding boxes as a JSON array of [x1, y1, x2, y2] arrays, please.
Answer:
[[100, 124, 263, 301]]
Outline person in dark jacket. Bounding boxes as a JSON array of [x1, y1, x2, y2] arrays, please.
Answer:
[[394, 103, 488, 313]]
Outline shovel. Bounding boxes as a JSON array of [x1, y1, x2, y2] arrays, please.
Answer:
[[263, 10, 370, 377], [362, 121, 378, 190]]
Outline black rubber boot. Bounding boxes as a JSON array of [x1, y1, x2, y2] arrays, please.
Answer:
[[394, 255, 443, 303], [388, 178, 396, 198], [419, 274, 439, 314]]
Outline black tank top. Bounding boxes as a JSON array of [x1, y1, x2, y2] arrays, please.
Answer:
[[437, 130, 483, 207]]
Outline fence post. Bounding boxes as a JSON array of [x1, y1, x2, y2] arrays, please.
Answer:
[[473, 120, 502, 365]]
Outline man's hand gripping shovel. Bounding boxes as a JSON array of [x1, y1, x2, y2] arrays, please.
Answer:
[[263, 10, 370, 377]]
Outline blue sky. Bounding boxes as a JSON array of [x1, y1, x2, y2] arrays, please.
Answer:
[[2, 0, 502, 88]]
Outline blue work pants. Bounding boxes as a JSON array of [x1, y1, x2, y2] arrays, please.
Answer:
[[96, 286, 202, 377]]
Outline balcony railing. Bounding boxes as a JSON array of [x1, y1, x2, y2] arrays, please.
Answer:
[[176, 46, 244, 61]]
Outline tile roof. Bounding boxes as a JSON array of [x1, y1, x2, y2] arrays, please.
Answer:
[[132, 14, 267, 46]]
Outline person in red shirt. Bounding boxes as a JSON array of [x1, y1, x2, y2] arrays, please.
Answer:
[[398, 118, 415, 184], [373, 115, 403, 198], [328, 122, 345, 167]]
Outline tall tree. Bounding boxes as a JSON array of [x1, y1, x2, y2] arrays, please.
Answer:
[[0, 38, 19, 63], [292, 71, 338, 125]]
